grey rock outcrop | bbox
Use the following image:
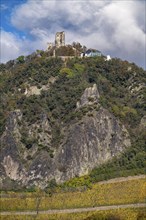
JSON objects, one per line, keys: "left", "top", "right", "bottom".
{"left": 76, "top": 84, "right": 100, "bottom": 108}
{"left": 24, "top": 76, "right": 57, "bottom": 96}
{"left": 0, "top": 84, "right": 131, "bottom": 188}
{"left": 57, "top": 108, "right": 131, "bottom": 182}
{"left": 140, "top": 115, "right": 146, "bottom": 130}
{"left": 0, "top": 110, "right": 26, "bottom": 184}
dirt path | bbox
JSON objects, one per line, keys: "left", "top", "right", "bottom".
{"left": 0, "top": 203, "right": 145, "bottom": 216}
{"left": 98, "top": 174, "right": 145, "bottom": 185}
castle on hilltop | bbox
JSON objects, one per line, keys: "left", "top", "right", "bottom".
{"left": 47, "top": 31, "right": 105, "bottom": 60}
{"left": 47, "top": 31, "right": 65, "bottom": 50}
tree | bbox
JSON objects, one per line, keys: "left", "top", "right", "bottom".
{"left": 16, "top": 55, "right": 25, "bottom": 64}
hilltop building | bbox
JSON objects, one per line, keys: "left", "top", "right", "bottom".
{"left": 82, "top": 49, "right": 101, "bottom": 57}
{"left": 47, "top": 31, "right": 65, "bottom": 51}
{"left": 47, "top": 32, "right": 104, "bottom": 60}
{"left": 105, "top": 55, "right": 111, "bottom": 61}
{"left": 55, "top": 31, "right": 65, "bottom": 48}
{"left": 47, "top": 42, "right": 54, "bottom": 50}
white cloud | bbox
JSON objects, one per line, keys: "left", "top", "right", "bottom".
{"left": 1, "top": 0, "right": 145, "bottom": 68}
{"left": 100, "top": 1, "right": 145, "bottom": 66}
{"left": 0, "top": 30, "right": 23, "bottom": 63}
{"left": 0, "top": 29, "right": 51, "bottom": 63}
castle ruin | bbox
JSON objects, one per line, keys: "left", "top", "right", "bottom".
{"left": 55, "top": 31, "right": 65, "bottom": 48}
{"left": 47, "top": 31, "right": 65, "bottom": 51}
{"left": 47, "top": 42, "right": 54, "bottom": 50}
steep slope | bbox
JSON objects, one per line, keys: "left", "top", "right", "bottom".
{"left": 57, "top": 84, "right": 131, "bottom": 182}
{"left": 0, "top": 55, "right": 145, "bottom": 189}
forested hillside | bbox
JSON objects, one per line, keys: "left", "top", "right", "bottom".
{"left": 0, "top": 52, "right": 145, "bottom": 189}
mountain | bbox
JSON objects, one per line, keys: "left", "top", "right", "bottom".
{"left": 0, "top": 52, "right": 145, "bottom": 190}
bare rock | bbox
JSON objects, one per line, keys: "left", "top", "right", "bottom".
{"left": 76, "top": 84, "right": 100, "bottom": 108}
{"left": 140, "top": 115, "right": 146, "bottom": 130}
{"left": 57, "top": 107, "right": 131, "bottom": 182}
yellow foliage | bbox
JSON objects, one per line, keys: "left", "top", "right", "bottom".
{"left": 0, "top": 179, "right": 145, "bottom": 212}
{"left": 59, "top": 67, "right": 74, "bottom": 77}
{"left": 0, "top": 208, "right": 145, "bottom": 220}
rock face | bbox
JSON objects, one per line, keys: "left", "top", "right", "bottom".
{"left": 24, "top": 76, "right": 57, "bottom": 96}
{"left": 0, "top": 84, "right": 131, "bottom": 188}
{"left": 57, "top": 108, "right": 130, "bottom": 182}
{"left": 76, "top": 84, "right": 100, "bottom": 108}
{"left": 140, "top": 115, "right": 146, "bottom": 130}
{"left": 0, "top": 111, "right": 27, "bottom": 186}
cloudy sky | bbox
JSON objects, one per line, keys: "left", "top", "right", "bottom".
{"left": 0, "top": 0, "right": 146, "bottom": 69}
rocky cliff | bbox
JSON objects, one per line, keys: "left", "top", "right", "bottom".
{"left": 0, "top": 84, "right": 131, "bottom": 188}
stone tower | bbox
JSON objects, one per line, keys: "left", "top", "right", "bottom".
{"left": 55, "top": 31, "right": 65, "bottom": 48}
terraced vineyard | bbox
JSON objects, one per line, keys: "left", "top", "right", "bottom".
{"left": 1, "top": 207, "right": 146, "bottom": 220}
{"left": 0, "top": 176, "right": 145, "bottom": 215}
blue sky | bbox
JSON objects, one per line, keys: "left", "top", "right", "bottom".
{"left": 0, "top": 0, "right": 146, "bottom": 69}
{"left": 1, "top": 0, "right": 26, "bottom": 35}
